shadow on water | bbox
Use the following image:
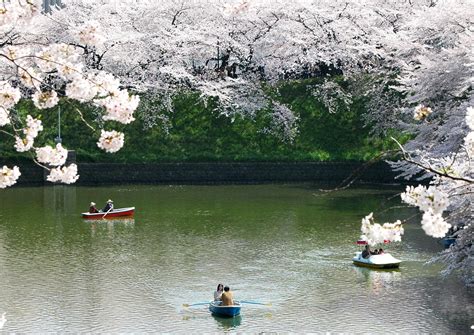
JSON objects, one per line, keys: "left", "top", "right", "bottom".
{"left": 212, "top": 314, "right": 242, "bottom": 330}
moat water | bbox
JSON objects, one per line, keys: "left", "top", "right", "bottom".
{"left": 0, "top": 184, "right": 472, "bottom": 333}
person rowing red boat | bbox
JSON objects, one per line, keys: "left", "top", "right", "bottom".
{"left": 89, "top": 202, "right": 99, "bottom": 213}
{"left": 102, "top": 199, "right": 114, "bottom": 212}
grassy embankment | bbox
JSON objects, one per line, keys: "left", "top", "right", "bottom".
{"left": 0, "top": 79, "right": 409, "bottom": 163}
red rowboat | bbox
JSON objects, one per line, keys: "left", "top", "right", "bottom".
{"left": 81, "top": 207, "right": 135, "bottom": 219}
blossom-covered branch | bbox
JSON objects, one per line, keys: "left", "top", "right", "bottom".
{"left": 0, "top": 0, "right": 140, "bottom": 187}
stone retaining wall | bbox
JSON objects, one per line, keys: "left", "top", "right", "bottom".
{"left": 11, "top": 161, "right": 402, "bottom": 185}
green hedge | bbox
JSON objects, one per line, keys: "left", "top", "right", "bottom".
{"left": 0, "top": 79, "right": 408, "bottom": 163}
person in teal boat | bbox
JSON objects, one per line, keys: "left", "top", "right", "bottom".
{"left": 221, "top": 286, "right": 234, "bottom": 306}
{"left": 214, "top": 283, "right": 224, "bottom": 301}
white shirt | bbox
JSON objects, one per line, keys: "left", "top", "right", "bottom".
{"left": 214, "top": 290, "right": 222, "bottom": 301}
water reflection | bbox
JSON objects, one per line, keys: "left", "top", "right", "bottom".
{"left": 84, "top": 218, "right": 135, "bottom": 225}
{"left": 353, "top": 266, "right": 401, "bottom": 294}
{"left": 42, "top": 185, "right": 77, "bottom": 244}
{"left": 43, "top": 185, "right": 77, "bottom": 215}
{"left": 87, "top": 218, "right": 135, "bottom": 236}
{"left": 212, "top": 314, "right": 242, "bottom": 330}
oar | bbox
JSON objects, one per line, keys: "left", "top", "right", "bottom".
{"left": 182, "top": 301, "right": 211, "bottom": 308}
{"left": 239, "top": 300, "right": 272, "bottom": 306}
{"left": 102, "top": 206, "right": 113, "bottom": 219}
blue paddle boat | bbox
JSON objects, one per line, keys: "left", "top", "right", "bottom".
{"left": 440, "top": 236, "right": 456, "bottom": 248}
{"left": 209, "top": 301, "right": 241, "bottom": 317}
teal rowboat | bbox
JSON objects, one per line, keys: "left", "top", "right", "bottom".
{"left": 209, "top": 301, "right": 241, "bottom": 317}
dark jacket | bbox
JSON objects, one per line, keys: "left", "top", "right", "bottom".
{"left": 102, "top": 203, "right": 113, "bottom": 212}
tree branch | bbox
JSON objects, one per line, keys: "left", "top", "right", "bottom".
{"left": 391, "top": 137, "right": 474, "bottom": 184}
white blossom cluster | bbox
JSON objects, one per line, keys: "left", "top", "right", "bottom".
{"left": 97, "top": 130, "right": 125, "bottom": 153}
{"left": 0, "top": 108, "right": 8, "bottom": 126}
{"left": 32, "top": 90, "right": 59, "bottom": 110}
{"left": 66, "top": 71, "right": 140, "bottom": 124}
{"left": 101, "top": 90, "right": 139, "bottom": 125}
{"left": 46, "top": 164, "right": 79, "bottom": 184}
{"left": 466, "top": 107, "right": 474, "bottom": 129}
{"left": 23, "top": 115, "right": 43, "bottom": 138}
{"left": 14, "top": 136, "right": 33, "bottom": 152}
{"left": 76, "top": 21, "right": 105, "bottom": 47}
{"left": 401, "top": 185, "right": 449, "bottom": 214}
{"left": 65, "top": 74, "right": 97, "bottom": 102}
{"left": 0, "top": 81, "right": 21, "bottom": 110}
{"left": 413, "top": 105, "right": 433, "bottom": 121}
{"left": 420, "top": 212, "right": 451, "bottom": 239}
{"left": 464, "top": 107, "right": 474, "bottom": 156}
{"left": 222, "top": 0, "right": 250, "bottom": 16}
{"left": 360, "top": 213, "right": 404, "bottom": 246}
{"left": 465, "top": 133, "right": 474, "bottom": 156}
{"left": 0, "top": 3, "right": 139, "bottom": 187}
{"left": 0, "top": 81, "right": 21, "bottom": 126}
{"left": 401, "top": 185, "right": 451, "bottom": 238}
{"left": 0, "top": 165, "right": 21, "bottom": 189}
{"left": 14, "top": 115, "right": 43, "bottom": 152}
{"left": 35, "top": 144, "right": 68, "bottom": 167}
{"left": 18, "top": 66, "right": 41, "bottom": 89}
{"left": 0, "top": 0, "right": 39, "bottom": 32}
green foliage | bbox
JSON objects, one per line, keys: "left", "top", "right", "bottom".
{"left": 0, "top": 79, "right": 409, "bottom": 163}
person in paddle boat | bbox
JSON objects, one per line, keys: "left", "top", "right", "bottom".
{"left": 102, "top": 199, "right": 114, "bottom": 212}
{"left": 214, "top": 283, "right": 224, "bottom": 301}
{"left": 89, "top": 202, "right": 99, "bottom": 213}
{"left": 221, "top": 286, "right": 234, "bottom": 306}
{"left": 362, "top": 244, "right": 372, "bottom": 258}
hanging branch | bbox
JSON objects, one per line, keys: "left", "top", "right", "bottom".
{"left": 318, "top": 149, "right": 399, "bottom": 193}
{"left": 391, "top": 137, "right": 474, "bottom": 184}
{"left": 75, "top": 108, "right": 96, "bottom": 132}
{"left": 0, "top": 129, "right": 14, "bottom": 137}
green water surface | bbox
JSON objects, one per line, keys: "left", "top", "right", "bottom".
{"left": 0, "top": 184, "right": 472, "bottom": 333}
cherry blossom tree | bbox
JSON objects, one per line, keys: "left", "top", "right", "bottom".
{"left": 0, "top": 0, "right": 139, "bottom": 187}
{"left": 42, "top": 0, "right": 414, "bottom": 135}
{"left": 387, "top": 1, "right": 472, "bottom": 286}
